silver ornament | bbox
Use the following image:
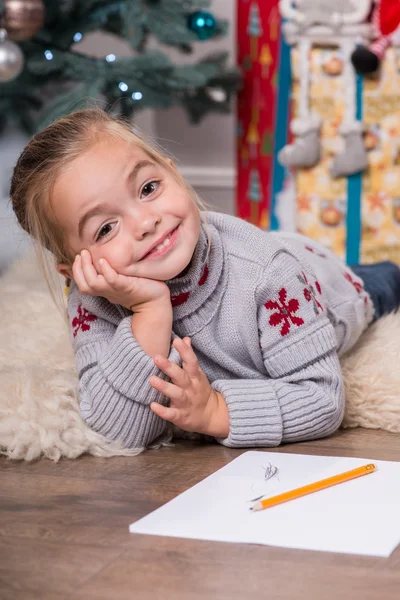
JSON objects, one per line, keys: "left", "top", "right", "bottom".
{"left": 0, "top": 28, "right": 24, "bottom": 82}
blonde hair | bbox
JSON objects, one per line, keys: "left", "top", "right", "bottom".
{"left": 10, "top": 107, "right": 210, "bottom": 315}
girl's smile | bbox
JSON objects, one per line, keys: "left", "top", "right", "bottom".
{"left": 140, "top": 223, "right": 180, "bottom": 261}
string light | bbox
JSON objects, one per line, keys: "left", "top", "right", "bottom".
{"left": 73, "top": 32, "right": 83, "bottom": 42}
{"left": 131, "top": 92, "right": 143, "bottom": 100}
{"left": 44, "top": 50, "right": 53, "bottom": 60}
{"left": 106, "top": 54, "right": 116, "bottom": 62}
{"left": 118, "top": 82, "right": 128, "bottom": 92}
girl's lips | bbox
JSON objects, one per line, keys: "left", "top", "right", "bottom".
{"left": 143, "top": 225, "right": 179, "bottom": 260}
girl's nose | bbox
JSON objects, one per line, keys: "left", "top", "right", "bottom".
{"left": 131, "top": 208, "right": 161, "bottom": 240}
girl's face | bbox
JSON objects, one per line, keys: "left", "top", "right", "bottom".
{"left": 52, "top": 134, "right": 201, "bottom": 282}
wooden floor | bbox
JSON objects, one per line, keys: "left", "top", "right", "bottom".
{"left": 1, "top": 428, "right": 400, "bottom": 600}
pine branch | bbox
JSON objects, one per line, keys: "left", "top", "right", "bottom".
{"left": 1, "top": 0, "right": 241, "bottom": 133}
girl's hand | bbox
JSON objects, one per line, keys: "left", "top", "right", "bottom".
{"left": 72, "top": 249, "right": 170, "bottom": 311}
{"left": 149, "top": 338, "right": 230, "bottom": 438}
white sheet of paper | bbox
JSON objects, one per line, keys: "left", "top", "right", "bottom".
{"left": 129, "top": 452, "right": 400, "bottom": 557}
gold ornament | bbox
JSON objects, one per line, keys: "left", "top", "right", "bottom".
{"left": 322, "top": 56, "right": 343, "bottom": 77}
{"left": 320, "top": 203, "right": 343, "bottom": 227}
{"left": 0, "top": 0, "right": 45, "bottom": 41}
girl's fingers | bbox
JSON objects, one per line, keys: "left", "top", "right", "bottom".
{"left": 80, "top": 249, "right": 102, "bottom": 288}
{"left": 150, "top": 376, "right": 187, "bottom": 405}
{"left": 98, "top": 258, "right": 118, "bottom": 286}
{"left": 99, "top": 258, "right": 132, "bottom": 292}
{"left": 154, "top": 355, "right": 189, "bottom": 388}
{"left": 150, "top": 402, "right": 180, "bottom": 424}
{"left": 72, "top": 254, "right": 91, "bottom": 293}
{"left": 73, "top": 251, "right": 130, "bottom": 297}
{"left": 173, "top": 338, "right": 199, "bottom": 376}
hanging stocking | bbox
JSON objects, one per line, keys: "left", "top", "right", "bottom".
{"left": 331, "top": 39, "right": 368, "bottom": 178}
{"left": 330, "top": 121, "right": 368, "bottom": 178}
{"left": 278, "top": 38, "right": 322, "bottom": 169}
{"left": 278, "top": 115, "right": 322, "bottom": 168}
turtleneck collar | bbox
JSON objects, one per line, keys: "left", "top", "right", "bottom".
{"left": 166, "top": 218, "right": 227, "bottom": 335}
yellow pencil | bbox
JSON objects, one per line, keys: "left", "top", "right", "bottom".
{"left": 251, "top": 463, "right": 376, "bottom": 512}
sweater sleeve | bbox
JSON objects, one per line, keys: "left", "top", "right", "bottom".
{"left": 68, "top": 284, "right": 181, "bottom": 448}
{"left": 211, "top": 251, "right": 344, "bottom": 448}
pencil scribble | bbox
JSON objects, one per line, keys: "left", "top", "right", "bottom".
{"left": 263, "top": 462, "right": 279, "bottom": 482}
{"left": 248, "top": 463, "right": 279, "bottom": 502}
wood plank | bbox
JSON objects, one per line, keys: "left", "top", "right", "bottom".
{"left": 74, "top": 536, "right": 400, "bottom": 600}
{"left": 0, "top": 536, "right": 123, "bottom": 600}
{"left": 1, "top": 428, "right": 400, "bottom": 599}
{"left": 0, "top": 473, "right": 180, "bottom": 546}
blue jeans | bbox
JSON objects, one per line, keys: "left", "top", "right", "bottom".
{"left": 351, "top": 261, "right": 400, "bottom": 322}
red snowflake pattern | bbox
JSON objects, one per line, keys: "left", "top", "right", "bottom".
{"left": 305, "top": 245, "right": 327, "bottom": 259}
{"left": 298, "top": 272, "right": 324, "bottom": 314}
{"left": 170, "top": 264, "right": 209, "bottom": 307}
{"left": 72, "top": 305, "right": 98, "bottom": 338}
{"left": 198, "top": 264, "right": 209, "bottom": 286}
{"left": 344, "top": 271, "right": 364, "bottom": 294}
{"left": 171, "top": 292, "right": 191, "bottom": 307}
{"left": 264, "top": 288, "right": 305, "bottom": 337}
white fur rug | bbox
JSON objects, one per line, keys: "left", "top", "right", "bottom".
{"left": 0, "top": 251, "right": 143, "bottom": 461}
{"left": 1, "top": 252, "right": 399, "bottom": 462}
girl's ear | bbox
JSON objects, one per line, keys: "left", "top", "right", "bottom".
{"left": 57, "top": 263, "right": 73, "bottom": 280}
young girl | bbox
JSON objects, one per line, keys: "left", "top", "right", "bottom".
{"left": 10, "top": 108, "right": 400, "bottom": 451}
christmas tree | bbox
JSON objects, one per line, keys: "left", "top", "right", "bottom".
{"left": 248, "top": 168, "right": 262, "bottom": 204}
{"left": 248, "top": 167, "right": 262, "bottom": 225}
{"left": 0, "top": 0, "right": 241, "bottom": 134}
{"left": 246, "top": 2, "right": 262, "bottom": 60}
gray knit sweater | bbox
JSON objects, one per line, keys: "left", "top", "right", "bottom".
{"left": 67, "top": 212, "right": 374, "bottom": 449}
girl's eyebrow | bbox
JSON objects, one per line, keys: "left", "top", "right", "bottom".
{"left": 77, "top": 160, "right": 156, "bottom": 238}
{"left": 127, "top": 159, "right": 156, "bottom": 186}
{"left": 78, "top": 202, "right": 113, "bottom": 239}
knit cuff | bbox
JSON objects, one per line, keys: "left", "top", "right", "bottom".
{"left": 261, "top": 319, "right": 338, "bottom": 378}
{"left": 211, "top": 379, "right": 283, "bottom": 448}
{"left": 97, "top": 317, "right": 182, "bottom": 404}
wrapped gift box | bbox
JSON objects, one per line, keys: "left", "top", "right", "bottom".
{"left": 272, "top": 44, "right": 400, "bottom": 264}
{"left": 237, "top": 2, "right": 400, "bottom": 264}
{"left": 236, "top": 0, "right": 290, "bottom": 229}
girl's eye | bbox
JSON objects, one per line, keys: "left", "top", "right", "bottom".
{"left": 141, "top": 180, "right": 160, "bottom": 198}
{"left": 96, "top": 222, "right": 116, "bottom": 241}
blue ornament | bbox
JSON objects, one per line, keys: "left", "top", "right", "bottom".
{"left": 188, "top": 10, "right": 217, "bottom": 41}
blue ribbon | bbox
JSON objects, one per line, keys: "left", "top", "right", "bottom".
{"left": 346, "top": 72, "right": 363, "bottom": 265}
{"left": 271, "top": 30, "right": 291, "bottom": 231}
